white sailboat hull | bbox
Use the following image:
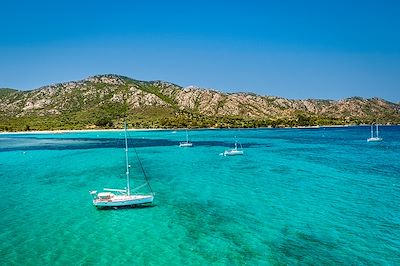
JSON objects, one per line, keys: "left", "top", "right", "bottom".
{"left": 367, "top": 137, "right": 383, "bottom": 142}
{"left": 179, "top": 142, "right": 193, "bottom": 147}
{"left": 93, "top": 194, "right": 154, "bottom": 207}
{"left": 224, "top": 149, "right": 244, "bottom": 156}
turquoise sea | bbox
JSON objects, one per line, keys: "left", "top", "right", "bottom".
{"left": 0, "top": 126, "right": 399, "bottom": 265}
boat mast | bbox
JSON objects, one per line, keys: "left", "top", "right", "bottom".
{"left": 124, "top": 122, "right": 131, "bottom": 196}
{"left": 186, "top": 130, "right": 189, "bottom": 143}
{"left": 371, "top": 124, "right": 373, "bottom": 138}
{"left": 234, "top": 136, "right": 238, "bottom": 150}
{"left": 376, "top": 124, "right": 379, "bottom": 138}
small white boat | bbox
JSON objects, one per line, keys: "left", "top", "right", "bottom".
{"left": 367, "top": 124, "right": 383, "bottom": 142}
{"left": 179, "top": 142, "right": 193, "bottom": 147}
{"left": 179, "top": 129, "right": 193, "bottom": 147}
{"left": 90, "top": 123, "right": 154, "bottom": 208}
{"left": 223, "top": 138, "right": 244, "bottom": 156}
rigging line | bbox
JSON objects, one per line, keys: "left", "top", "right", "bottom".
{"left": 131, "top": 182, "right": 148, "bottom": 192}
{"left": 236, "top": 137, "right": 250, "bottom": 162}
{"left": 127, "top": 130, "right": 154, "bottom": 193}
{"left": 243, "top": 150, "right": 250, "bottom": 162}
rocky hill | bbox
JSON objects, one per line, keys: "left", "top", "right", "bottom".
{"left": 1, "top": 74, "right": 399, "bottom": 131}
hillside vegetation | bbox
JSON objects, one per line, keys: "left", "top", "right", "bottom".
{"left": 1, "top": 74, "right": 399, "bottom": 131}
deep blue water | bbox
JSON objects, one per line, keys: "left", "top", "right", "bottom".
{"left": 0, "top": 126, "right": 399, "bottom": 265}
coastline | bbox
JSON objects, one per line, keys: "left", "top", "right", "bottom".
{"left": 0, "top": 128, "right": 169, "bottom": 135}
{"left": 0, "top": 124, "right": 385, "bottom": 135}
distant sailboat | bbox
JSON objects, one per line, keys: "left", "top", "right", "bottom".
{"left": 223, "top": 137, "right": 244, "bottom": 156}
{"left": 89, "top": 123, "right": 154, "bottom": 208}
{"left": 367, "top": 124, "right": 383, "bottom": 142}
{"left": 179, "top": 129, "right": 193, "bottom": 147}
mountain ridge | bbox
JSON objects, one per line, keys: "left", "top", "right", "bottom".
{"left": 1, "top": 74, "right": 399, "bottom": 131}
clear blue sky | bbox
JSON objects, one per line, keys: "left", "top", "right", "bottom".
{"left": 1, "top": 0, "right": 399, "bottom": 102}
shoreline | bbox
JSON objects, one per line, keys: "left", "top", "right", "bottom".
{"left": 0, "top": 128, "right": 169, "bottom": 135}
{"left": 1, "top": 124, "right": 395, "bottom": 135}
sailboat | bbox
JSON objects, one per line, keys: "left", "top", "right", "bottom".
{"left": 179, "top": 129, "right": 193, "bottom": 147}
{"left": 367, "top": 124, "right": 383, "bottom": 142}
{"left": 223, "top": 137, "right": 244, "bottom": 156}
{"left": 89, "top": 123, "right": 154, "bottom": 208}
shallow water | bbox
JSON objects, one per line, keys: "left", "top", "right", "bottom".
{"left": 0, "top": 126, "right": 399, "bottom": 265}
